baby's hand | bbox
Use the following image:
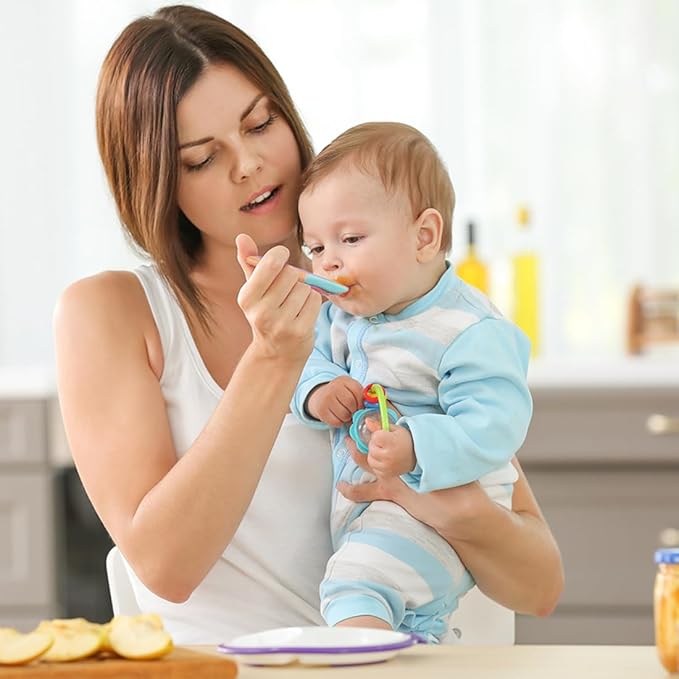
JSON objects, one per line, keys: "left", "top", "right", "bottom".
{"left": 365, "top": 418, "right": 416, "bottom": 479}
{"left": 306, "top": 376, "right": 364, "bottom": 427}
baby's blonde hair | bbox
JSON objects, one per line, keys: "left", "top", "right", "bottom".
{"left": 301, "top": 122, "right": 455, "bottom": 252}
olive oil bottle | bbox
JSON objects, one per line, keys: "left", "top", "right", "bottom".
{"left": 456, "top": 221, "right": 489, "bottom": 294}
{"left": 512, "top": 206, "right": 539, "bottom": 355}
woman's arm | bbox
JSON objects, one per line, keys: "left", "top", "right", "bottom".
{"left": 338, "top": 451, "right": 563, "bottom": 616}
{"left": 437, "top": 458, "right": 563, "bottom": 616}
{"left": 55, "top": 241, "right": 320, "bottom": 603}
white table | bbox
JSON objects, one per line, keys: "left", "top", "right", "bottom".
{"left": 192, "top": 644, "right": 668, "bottom": 678}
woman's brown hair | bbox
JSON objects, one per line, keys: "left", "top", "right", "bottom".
{"left": 96, "top": 4, "right": 314, "bottom": 330}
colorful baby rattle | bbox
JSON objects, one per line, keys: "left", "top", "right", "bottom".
{"left": 349, "top": 383, "right": 400, "bottom": 454}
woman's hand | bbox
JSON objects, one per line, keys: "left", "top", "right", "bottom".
{"left": 236, "top": 234, "right": 321, "bottom": 364}
{"left": 338, "top": 438, "right": 564, "bottom": 616}
{"left": 338, "top": 436, "right": 483, "bottom": 536}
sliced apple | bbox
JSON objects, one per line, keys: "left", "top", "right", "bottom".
{"left": 98, "top": 621, "right": 114, "bottom": 653}
{"left": 35, "top": 618, "right": 105, "bottom": 662}
{"left": 0, "top": 628, "right": 54, "bottom": 666}
{"left": 107, "top": 614, "right": 173, "bottom": 660}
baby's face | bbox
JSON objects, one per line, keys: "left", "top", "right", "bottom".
{"left": 299, "top": 164, "right": 423, "bottom": 317}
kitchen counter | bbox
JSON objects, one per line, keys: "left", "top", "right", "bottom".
{"left": 0, "top": 355, "right": 674, "bottom": 470}
{"left": 0, "top": 364, "right": 56, "bottom": 399}
{"left": 191, "top": 643, "right": 666, "bottom": 678}
{"left": 528, "top": 355, "right": 679, "bottom": 389}
{"left": 1, "top": 355, "right": 679, "bottom": 400}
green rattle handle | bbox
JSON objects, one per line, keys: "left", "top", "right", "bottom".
{"left": 365, "top": 383, "right": 390, "bottom": 431}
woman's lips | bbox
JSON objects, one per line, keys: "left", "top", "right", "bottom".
{"left": 240, "top": 185, "right": 282, "bottom": 214}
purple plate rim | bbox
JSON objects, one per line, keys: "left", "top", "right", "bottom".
{"left": 217, "top": 632, "right": 426, "bottom": 656}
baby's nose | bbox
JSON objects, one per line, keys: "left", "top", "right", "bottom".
{"left": 321, "top": 254, "right": 341, "bottom": 271}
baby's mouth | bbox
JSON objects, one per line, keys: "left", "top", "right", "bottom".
{"left": 331, "top": 275, "right": 356, "bottom": 298}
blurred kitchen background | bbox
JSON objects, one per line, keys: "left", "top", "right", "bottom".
{"left": 1, "top": 0, "right": 677, "bottom": 644}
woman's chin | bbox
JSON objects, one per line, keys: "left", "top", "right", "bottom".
{"left": 251, "top": 226, "right": 298, "bottom": 252}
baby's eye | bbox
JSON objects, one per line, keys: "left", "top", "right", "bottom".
{"left": 342, "top": 235, "right": 363, "bottom": 245}
{"left": 304, "top": 244, "right": 324, "bottom": 256}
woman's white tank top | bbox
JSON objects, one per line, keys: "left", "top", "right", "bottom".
{"left": 128, "top": 264, "right": 333, "bottom": 644}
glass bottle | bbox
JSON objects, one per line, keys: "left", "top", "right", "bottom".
{"left": 512, "top": 205, "right": 540, "bottom": 356}
{"left": 456, "top": 220, "right": 489, "bottom": 294}
{"left": 654, "top": 548, "right": 679, "bottom": 673}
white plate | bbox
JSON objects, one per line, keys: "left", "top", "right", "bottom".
{"left": 218, "top": 626, "right": 425, "bottom": 666}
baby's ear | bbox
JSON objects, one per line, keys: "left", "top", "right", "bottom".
{"left": 414, "top": 208, "right": 444, "bottom": 262}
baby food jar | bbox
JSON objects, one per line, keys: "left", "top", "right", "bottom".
{"left": 654, "top": 548, "right": 679, "bottom": 673}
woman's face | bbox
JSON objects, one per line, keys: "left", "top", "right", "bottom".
{"left": 176, "top": 62, "right": 302, "bottom": 253}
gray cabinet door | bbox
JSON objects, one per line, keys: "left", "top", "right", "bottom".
{"left": 517, "top": 467, "right": 679, "bottom": 644}
{"left": 521, "top": 387, "right": 679, "bottom": 464}
{"left": 0, "top": 472, "right": 54, "bottom": 606}
{"left": 0, "top": 400, "right": 47, "bottom": 465}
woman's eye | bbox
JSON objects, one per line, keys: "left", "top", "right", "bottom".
{"left": 186, "top": 155, "right": 214, "bottom": 173}
{"left": 250, "top": 113, "right": 278, "bottom": 134}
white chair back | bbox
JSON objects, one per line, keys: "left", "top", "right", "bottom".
{"left": 105, "top": 547, "right": 514, "bottom": 643}
{"left": 447, "top": 586, "right": 515, "bottom": 645}
{"left": 106, "top": 546, "right": 141, "bottom": 616}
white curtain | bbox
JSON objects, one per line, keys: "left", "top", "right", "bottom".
{"left": 234, "top": 0, "right": 679, "bottom": 356}
{"left": 430, "top": 0, "right": 679, "bottom": 356}
{"left": 1, "top": 0, "right": 676, "bottom": 365}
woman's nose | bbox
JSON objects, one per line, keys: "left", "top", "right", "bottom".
{"left": 232, "top": 143, "right": 262, "bottom": 182}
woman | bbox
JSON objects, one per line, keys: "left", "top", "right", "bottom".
{"left": 54, "top": 5, "right": 563, "bottom": 643}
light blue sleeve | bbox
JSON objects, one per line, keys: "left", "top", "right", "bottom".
{"left": 399, "top": 318, "right": 532, "bottom": 492}
{"left": 290, "top": 302, "right": 348, "bottom": 429}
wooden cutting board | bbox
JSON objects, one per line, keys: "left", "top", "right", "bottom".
{"left": 0, "top": 647, "right": 238, "bottom": 678}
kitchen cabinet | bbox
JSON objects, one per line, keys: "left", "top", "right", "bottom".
{"left": 0, "top": 398, "right": 58, "bottom": 630}
{"left": 1, "top": 360, "right": 677, "bottom": 642}
{"left": 516, "top": 382, "right": 679, "bottom": 645}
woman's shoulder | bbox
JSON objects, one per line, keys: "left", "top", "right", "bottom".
{"left": 55, "top": 269, "right": 165, "bottom": 381}
{"left": 55, "top": 270, "right": 149, "bottom": 328}
{"left": 54, "top": 270, "right": 163, "bottom": 369}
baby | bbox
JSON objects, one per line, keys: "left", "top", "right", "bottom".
{"left": 291, "top": 122, "right": 532, "bottom": 642}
